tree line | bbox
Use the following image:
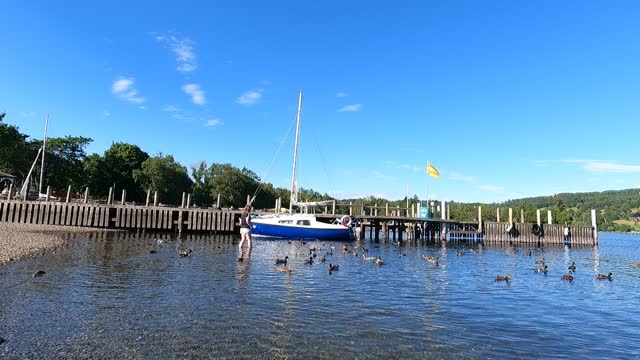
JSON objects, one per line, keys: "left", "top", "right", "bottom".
{"left": 0, "top": 113, "right": 332, "bottom": 209}
{"left": 2, "top": 113, "right": 638, "bottom": 230}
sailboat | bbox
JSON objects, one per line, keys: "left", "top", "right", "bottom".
{"left": 250, "top": 90, "right": 354, "bottom": 241}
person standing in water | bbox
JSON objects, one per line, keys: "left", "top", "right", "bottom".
{"left": 239, "top": 205, "right": 253, "bottom": 254}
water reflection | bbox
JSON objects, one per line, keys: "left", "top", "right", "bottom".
{"left": 1, "top": 232, "right": 640, "bottom": 358}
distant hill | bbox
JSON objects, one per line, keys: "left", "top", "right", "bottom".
{"left": 447, "top": 188, "right": 640, "bottom": 232}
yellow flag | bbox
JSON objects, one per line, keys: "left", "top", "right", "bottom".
{"left": 426, "top": 162, "right": 440, "bottom": 179}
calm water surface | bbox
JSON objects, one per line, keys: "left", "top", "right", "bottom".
{"left": 1, "top": 231, "right": 640, "bottom": 359}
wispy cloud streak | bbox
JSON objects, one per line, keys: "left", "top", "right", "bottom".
{"left": 337, "top": 104, "right": 362, "bottom": 112}
{"left": 112, "top": 77, "right": 144, "bottom": 104}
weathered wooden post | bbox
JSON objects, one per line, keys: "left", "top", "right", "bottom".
{"left": 324, "top": 205, "right": 328, "bottom": 214}
{"left": 246, "top": 194, "right": 250, "bottom": 206}
{"left": 66, "top": 185, "right": 72, "bottom": 203}
{"left": 186, "top": 193, "right": 191, "bottom": 209}
{"left": 496, "top": 207, "right": 500, "bottom": 222}
{"left": 84, "top": 187, "right": 89, "bottom": 203}
{"left": 508, "top": 208, "right": 513, "bottom": 225}
{"left": 396, "top": 205, "right": 400, "bottom": 217}
{"left": 107, "top": 187, "right": 113, "bottom": 205}
{"left": 447, "top": 203, "right": 450, "bottom": 220}
{"left": 536, "top": 209, "right": 541, "bottom": 225}
{"left": 7, "top": 183, "right": 13, "bottom": 200}
{"left": 591, "top": 209, "right": 598, "bottom": 245}
{"left": 332, "top": 200, "right": 336, "bottom": 215}
{"left": 478, "top": 206, "right": 483, "bottom": 233}
{"left": 349, "top": 202, "right": 353, "bottom": 216}
{"left": 520, "top": 209, "right": 524, "bottom": 223}
{"left": 121, "top": 189, "right": 126, "bottom": 205}
{"left": 217, "top": 194, "right": 221, "bottom": 208}
{"left": 385, "top": 203, "right": 389, "bottom": 216}
{"left": 145, "top": 190, "right": 151, "bottom": 206}
{"left": 46, "top": 186, "right": 51, "bottom": 202}
{"left": 547, "top": 210, "right": 552, "bottom": 224}
{"left": 153, "top": 191, "right": 158, "bottom": 207}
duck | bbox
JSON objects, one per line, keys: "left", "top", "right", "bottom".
{"left": 363, "top": 255, "right": 376, "bottom": 261}
{"left": 304, "top": 256, "right": 314, "bottom": 265}
{"left": 568, "top": 262, "right": 576, "bottom": 271}
{"left": 596, "top": 272, "right": 613, "bottom": 280}
{"left": 374, "top": 257, "right": 384, "bottom": 266}
{"left": 149, "top": 250, "right": 158, "bottom": 254}
{"left": 275, "top": 256, "right": 289, "bottom": 265}
{"left": 630, "top": 263, "right": 640, "bottom": 268}
{"left": 276, "top": 265, "right": 293, "bottom": 273}
{"left": 32, "top": 270, "right": 46, "bottom": 277}
{"left": 320, "top": 255, "right": 327, "bottom": 263}
{"left": 535, "top": 258, "right": 546, "bottom": 265}
{"left": 561, "top": 271, "right": 574, "bottom": 281}
{"left": 328, "top": 263, "right": 339, "bottom": 272}
{"left": 178, "top": 249, "right": 192, "bottom": 257}
{"left": 456, "top": 250, "right": 466, "bottom": 256}
{"left": 495, "top": 274, "right": 511, "bottom": 282}
{"left": 352, "top": 251, "right": 359, "bottom": 257}
{"left": 534, "top": 265, "right": 548, "bottom": 274}
{"left": 523, "top": 250, "right": 532, "bottom": 257}
{"left": 326, "top": 250, "right": 333, "bottom": 256}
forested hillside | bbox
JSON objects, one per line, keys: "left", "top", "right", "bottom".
{"left": 447, "top": 189, "right": 640, "bottom": 232}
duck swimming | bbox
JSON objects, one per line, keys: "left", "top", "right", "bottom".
{"left": 374, "top": 257, "right": 384, "bottom": 266}
{"left": 534, "top": 265, "right": 548, "bottom": 274}
{"left": 568, "top": 262, "right": 576, "bottom": 271}
{"left": 495, "top": 274, "right": 511, "bottom": 282}
{"left": 32, "top": 270, "right": 46, "bottom": 277}
{"left": 275, "top": 256, "right": 289, "bottom": 265}
{"left": 561, "top": 271, "right": 574, "bottom": 281}
{"left": 596, "top": 272, "right": 613, "bottom": 280}
{"left": 179, "top": 249, "right": 192, "bottom": 257}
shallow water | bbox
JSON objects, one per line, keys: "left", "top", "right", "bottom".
{"left": 1, "top": 231, "right": 640, "bottom": 359}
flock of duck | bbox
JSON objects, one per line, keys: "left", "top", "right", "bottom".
{"left": 272, "top": 241, "right": 384, "bottom": 274}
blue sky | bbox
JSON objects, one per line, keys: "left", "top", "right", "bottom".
{"left": 2, "top": 1, "right": 640, "bottom": 203}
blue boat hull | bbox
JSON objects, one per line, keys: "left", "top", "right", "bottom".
{"left": 252, "top": 222, "right": 353, "bottom": 241}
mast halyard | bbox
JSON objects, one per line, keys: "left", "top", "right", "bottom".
{"left": 289, "top": 89, "right": 303, "bottom": 213}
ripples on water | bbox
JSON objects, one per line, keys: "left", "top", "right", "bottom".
{"left": 1, "top": 232, "right": 640, "bottom": 359}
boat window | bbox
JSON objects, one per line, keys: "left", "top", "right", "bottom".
{"left": 297, "top": 220, "right": 311, "bottom": 226}
{"left": 278, "top": 220, "right": 293, "bottom": 224}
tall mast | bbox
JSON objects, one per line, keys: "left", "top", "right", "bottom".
{"left": 290, "top": 89, "right": 303, "bottom": 213}
{"left": 39, "top": 114, "right": 49, "bottom": 195}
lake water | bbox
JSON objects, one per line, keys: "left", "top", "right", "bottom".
{"left": 1, "top": 231, "right": 640, "bottom": 359}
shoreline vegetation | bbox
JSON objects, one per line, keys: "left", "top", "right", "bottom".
{"left": 2, "top": 113, "right": 640, "bottom": 232}
{"left": 0, "top": 223, "right": 119, "bottom": 266}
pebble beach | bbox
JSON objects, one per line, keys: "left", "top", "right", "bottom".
{"left": 0, "top": 223, "right": 112, "bottom": 266}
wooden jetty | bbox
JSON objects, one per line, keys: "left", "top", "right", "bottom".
{"left": 0, "top": 190, "right": 599, "bottom": 246}
{"left": 0, "top": 200, "right": 238, "bottom": 233}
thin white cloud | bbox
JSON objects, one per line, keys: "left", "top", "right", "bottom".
{"left": 102, "top": 110, "right": 111, "bottom": 117}
{"left": 336, "top": 92, "right": 348, "bottom": 98}
{"left": 478, "top": 184, "right": 504, "bottom": 192}
{"left": 163, "top": 105, "right": 179, "bottom": 112}
{"left": 182, "top": 84, "right": 206, "bottom": 105}
{"left": 155, "top": 35, "right": 197, "bottom": 73}
{"left": 205, "top": 119, "right": 223, "bottom": 127}
{"left": 582, "top": 161, "right": 640, "bottom": 173}
{"left": 112, "top": 77, "right": 144, "bottom": 104}
{"left": 449, "top": 172, "right": 475, "bottom": 182}
{"left": 21, "top": 111, "right": 36, "bottom": 118}
{"left": 373, "top": 171, "right": 396, "bottom": 182}
{"left": 538, "top": 159, "right": 640, "bottom": 173}
{"left": 236, "top": 90, "right": 262, "bottom": 105}
{"left": 337, "top": 104, "right": 362, "bottom": 112}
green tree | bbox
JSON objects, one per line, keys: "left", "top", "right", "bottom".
{"left": 133, "top": 154, "right": 192, "bottom": 205}
{"left": 42, "top": 136, "right": 92, "bottom": 191}
{"left": 0, "top": 114, "right": 39, "bottom": 180}
{"left": 102, "top": 143, "right": 149, "bottom": 202}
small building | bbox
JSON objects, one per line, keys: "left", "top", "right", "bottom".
{"left": 0, "top": 171, "right": 17, "bottom": 192}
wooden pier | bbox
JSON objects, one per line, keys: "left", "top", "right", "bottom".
{"left": 0, "top": 200, "right": 239, "bottom": 233}
{"left": 0, "top": 197, "right": 599, "bottom": 246}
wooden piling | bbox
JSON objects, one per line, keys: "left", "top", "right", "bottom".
{"left": 145, "top": 190, "right": 150, "bottom": 206}
{"left": 107, "top": 187, "right": 113, "bottom": 205}
{"left": 46, "top": 186, "right": 51, "bottom": 202}
{"left": 121, "top": 189, "right": 126, "bottom": 205}
{"left": 66, "top": 185, "right": 72, "bottom": 203}
{"left": 153, "top": 191, "right": 158, "bottom": 207}
{"left": 547, "top": 210, "right": 552, "bottom": 224}
{"left": 84, "top": 187, "right": 89, "bottom": 203}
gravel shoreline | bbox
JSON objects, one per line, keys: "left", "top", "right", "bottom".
{"left": 0, "top": 223, "right": 115, "bottom": 266}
